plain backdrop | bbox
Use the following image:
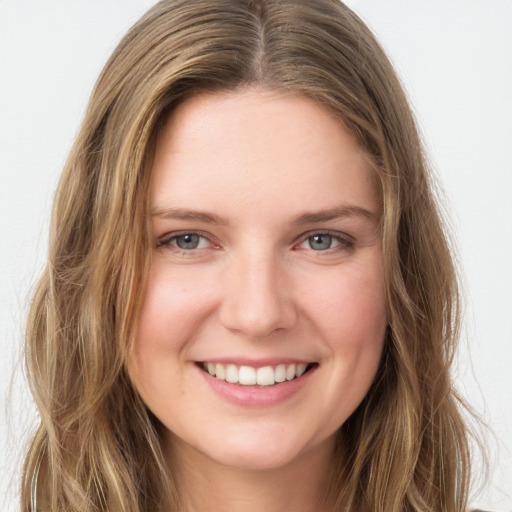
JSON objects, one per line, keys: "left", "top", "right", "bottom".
{"left": 1, "top": 1, "right": 511, "bottom": 510}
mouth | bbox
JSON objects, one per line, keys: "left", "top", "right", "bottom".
{"left": 197, "top": 361, "right": 318, "bottom": 387}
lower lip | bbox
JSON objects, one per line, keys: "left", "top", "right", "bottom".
{"left": 198, "top": 365, "right": 317, "bottom": 407}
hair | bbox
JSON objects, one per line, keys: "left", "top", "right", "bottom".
{"left": 21, "top": 0, "right": 474, "bottom": 510}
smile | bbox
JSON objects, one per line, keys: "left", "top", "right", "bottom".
{"left": 199, "top": 362, "right": 317, "bottom": 387}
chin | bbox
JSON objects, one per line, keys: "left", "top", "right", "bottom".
{"left": 206, "top": 445, "right": 307, "bottom": 472}
{"left": 174, "top": 424, "right": 335, "bottom": 473}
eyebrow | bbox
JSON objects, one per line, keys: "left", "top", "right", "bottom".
{"left": 150, "top": 204, "right": 375, "bottom": 225}
{"left": 150, "top": 207, "right": 229, "bottom": 225}
{"left": 291, "top": 204, "right": 376, "bottom": 225}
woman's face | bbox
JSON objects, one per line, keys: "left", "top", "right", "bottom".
{"left": 128, "top": 89, "right": 387, "bottom": 472}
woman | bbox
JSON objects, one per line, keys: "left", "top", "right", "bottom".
{"left": 21, "top": 1, "right": 477, "bottom": 510}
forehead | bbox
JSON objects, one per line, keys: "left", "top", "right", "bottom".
{"left": 150, "top": 88, "right": 379, "bottom": 221}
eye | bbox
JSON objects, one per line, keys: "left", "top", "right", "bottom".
{"left": 157, "top": 232, "right": 212, "bottom": 251}
{"left": 297, "top": 231, "right": 354, "bottom": 252}
{"left": 306, "top": 233, "right": 336, "bottom": 251}
{"left": 173, "top": 233, "right": 206, "bottom": 250}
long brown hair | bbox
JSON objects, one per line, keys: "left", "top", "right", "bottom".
{"left": 22, "top": 1, "right": 473, "bottom": 510}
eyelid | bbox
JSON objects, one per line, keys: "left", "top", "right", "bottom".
{"left": 294, "top": 230, "right": 355, "bottom": 250}
{"left": 155, "top": 229, "right": 355, "bottom": 253}
{"left": 156, "top": 230, "right": 219, "bottom": 250}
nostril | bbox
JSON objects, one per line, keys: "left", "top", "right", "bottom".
{"left": 219, "top": 296, "right": 298, "bottom": 338}
{"left": 218, "top": 262, "right": 297, "bottom": 337}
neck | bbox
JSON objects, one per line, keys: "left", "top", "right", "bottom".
{"left": 165, "top": 435, "right": 336, "bottom": 512}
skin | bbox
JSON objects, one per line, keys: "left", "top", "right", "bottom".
{"left": 128, "top": 88, "right": 387, "bottom": 512}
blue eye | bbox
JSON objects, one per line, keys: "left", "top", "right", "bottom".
{"left": 174, "top": 233, "right": 202, "bottom": 250}
{"left": 157, "top": 232, "right": 211, "bottom": 251}
{"left": 297, "top": 232, "right": 353, "bottom": 253}
{"left": 307, "top": 234, "right": 335, "bottom": 251}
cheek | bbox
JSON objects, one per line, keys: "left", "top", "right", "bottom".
{"left": 135, "top": 262, "right": 216, "bottom": 350}
{"left": 302, "top": 262, "right": 387, "bottom": 344}
{"left": 314, "top": 267, "right": 386, "bottom": 399}
{"left": 280, "top": 259, "right": 387, "bottom": 439}
{"left": 127, "top": 263, "right": 213, "bottom": 397}
{"left": 299, "top": 257, "right": 387, "bottom": 399}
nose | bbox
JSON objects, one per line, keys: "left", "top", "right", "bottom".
{"left": 219, "top": 250, "right": 297, "bottom": 338}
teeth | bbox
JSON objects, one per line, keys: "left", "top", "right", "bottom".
{"left": 239, "top": 366, "right": 256, "bottom": 385}
{"left": 215, "top": 363, "right": 226, "bottom": 380}
{"left": 296, "top": 363, "right": 307, "bottom": 377}
{"left": 274, "top": 364, "right": 286, "bottom": 383}
{"left": 225, "top": 364, "right": 238, "bottom": 383}
{"left": 256, "top": 366, "right": 275, "bottom": 386}
{"left": 202, "top": 362, "right": 312, "bottom": 386}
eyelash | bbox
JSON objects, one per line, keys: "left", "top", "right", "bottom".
{"left": 156, "top": 231, "right": 216, "bottom": 253}
{"left": 156, "top": 230, "right": 355, "bottom": 254}
{"left": 297, "top": 230, "right": 355, "bottom": 252}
